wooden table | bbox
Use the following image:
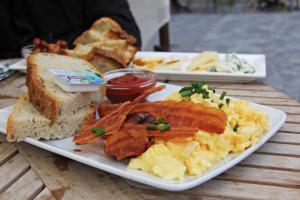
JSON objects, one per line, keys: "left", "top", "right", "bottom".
{"left": 1, "top": 72, "right": 300, "bottom": 200}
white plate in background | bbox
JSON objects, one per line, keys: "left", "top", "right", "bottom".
{"left": 0, "top": 83, "right": 285, "bottom": 191}
{"left": 132, "top": 51, "right": 266, "bottom": 83}
{"left": 9, "top": 59, "right": 26, "bottom": 73}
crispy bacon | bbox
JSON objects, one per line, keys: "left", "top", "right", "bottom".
{"left": 99, "top": 101, "right": 227, "bottom": 134}
{"left": 74, "top": 84, "right": 228, "bottom": 160}
{"left": 104, "top": 125, "right": 198, "bottom": 160}
{"left": 104, "top": 124, "right": 150, "bottom": 160}
{"left": 73, "top": 86, "right": 166, "bottom": 144}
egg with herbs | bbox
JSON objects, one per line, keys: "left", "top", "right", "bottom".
{"left": 128, "top": 83, "right": 269, "bottom": 180}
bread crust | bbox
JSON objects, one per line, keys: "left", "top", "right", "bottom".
{"left": 6, "top": 109, "right": 15, "bottom": 142}
{"left": 80, "top": 104, "right": 97, "bottom": 130}
{"left": 74, "top": 17, "right": 136, "bottom": 46}
{"left": 26, "top": 54, "right": 61, "bottom": 122}
{"left": 6, "top": 93, "right": 96, "bottom": 142}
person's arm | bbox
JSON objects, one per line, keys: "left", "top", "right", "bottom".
{"left": 0, "top": 0, "right": 20, "bottom": 58}
{"left": 83, "top": 0, "right": 141, "bottom": 48}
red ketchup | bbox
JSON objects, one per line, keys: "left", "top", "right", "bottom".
{"left": 106, "top": 74, "right": 156, "bottom": 103}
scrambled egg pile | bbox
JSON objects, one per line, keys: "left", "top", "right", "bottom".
{"left": 128, "top": 85, "right": 269, "bottom": 180}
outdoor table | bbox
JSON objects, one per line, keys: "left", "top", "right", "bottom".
{"left": 0, "top": 70, "right": 300, "bottom": 200}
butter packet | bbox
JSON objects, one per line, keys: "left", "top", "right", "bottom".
{"left": 50, "top": 69, "right": 104, "bottom": 92}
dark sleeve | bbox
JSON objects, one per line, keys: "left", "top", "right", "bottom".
{"left": 0, "top": 0, "right": 20, "bottom": 58}
{"left": 83, "top": 0, "right": 141, "bottom": 48}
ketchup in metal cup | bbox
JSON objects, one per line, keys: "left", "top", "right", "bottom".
{"left": 104, "top": 69, "right": 156, "bottom": 103}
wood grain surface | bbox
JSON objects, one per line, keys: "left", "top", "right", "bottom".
{"left": 0, "top": 72, "right": 299, "bottom": 200}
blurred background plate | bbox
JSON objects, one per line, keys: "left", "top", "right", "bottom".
{"left": 132, "top": 51, "right": 266, "bottom": 83}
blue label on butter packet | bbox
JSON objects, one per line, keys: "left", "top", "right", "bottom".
{"left": 50, "top": 69, "right": 104, "bottom": 85}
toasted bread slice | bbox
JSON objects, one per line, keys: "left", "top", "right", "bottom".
{"left": 6, "top": 93, "right": 96, "bottom": 142}
{"left": 65, "top": 40, "right": 137, "bottom": 73}
{"left": 26, "top": 53, "right": 103, "bottom": 122}
{"left": 74, "top": 17, "right": 136, "bottom": 45}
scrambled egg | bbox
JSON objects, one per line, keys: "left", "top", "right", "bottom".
{"left": 128, "top": 86, "right": 269, "bottom": 180}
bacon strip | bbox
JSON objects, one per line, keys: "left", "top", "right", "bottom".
{"left": 73, "top": 86, "right": 166, "bottom": 144}
{"left": 99, "top": 100, "right": 227, "bottom": 134}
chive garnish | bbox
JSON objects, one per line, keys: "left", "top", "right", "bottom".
{"left": 226, "top": 98, "right": 230, "bottom": 105}
{"left": 91, "top": 127, "right": 105, "bottom": 136}
{"left": 147, "top": 124, "right": 157, "bottom": 130}
{"left": 179, "top": 86, "right": 193, "bottom": 92}
{"left": 233, "top": 124, "right": 239, "bottom": 132}
{"left": 220, "top": 91, "right": 227, "bottom": 100}
{"left": 179, "top": 82, "right": 216, "bottom": 98}
{"left": 160, "top": 123, "right": 170, "bottom": 132}
{"left": 218, "top": 103, "right": 224, "bottom": 109}
{"left": 154, "top": 118, "right": 168, "bottom": 125}
{"left": 180, "top": 90, "right": 193, "bottom": 97}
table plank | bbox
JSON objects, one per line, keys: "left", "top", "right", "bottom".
{"left": 215, "top": 89, "right": 290, "bottom": 99}
{"left": 233, "top": 96, "right": 300, "bottom": 106}
{"left": 287, "top": 115, "right": 300, "bottom": 123}
{"left": 269, "top": 132, "right": 300, "bottom": 144}
{"left": 0, "top": 141, "right": 18, "bottom": 166}
{"left": 0, "top": 154, "right": 30, "bottom": 193}
{"left": 16, "top": 143, "right": 144, "bottom": 200}
{"left": 0, "top": 169, "right": 44, "bottom": 200}
{"left": 209, "top": 82, "right": 277, "bottom": 92}
{"left": 241, "top": 154, "right": 300, "bottom": 171}
{"left": 218, "top": 166, "right": 300, "bottom": 188}
{"left": 127, "top": 179, "right": 300, "bottom": 200}
{"left": 280, "top": 123, "right": 300, "bottom": 133}
{"left": 34, "top": 188, "right": 56, "bottom": 200}
{"left": 257, "top": 143, "right": 300, "bottom": 157}
{"left": 169, "top": 81, "right": 275, "bottom": 91}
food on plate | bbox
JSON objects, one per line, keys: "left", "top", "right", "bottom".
{"left": 187, "top": 51, "right": 255, "bottom": 73}
{"left": 98, "top": 100, "right": 227, "bottom": 134}
{"left": 104, "top": 69, "right": 157, "bottom": 103}
{"left": 129, "top": 83, "right": 268, "bottom": 179}
{"left": 65, "top": 17, "right": 137, "bottom": 73}
{"left": 26, "top": 53, "right": 103, "bottom": 122}
{"left": 187, "top": 51, "right": 219, "bottom": 72}
{"left": 65, "top": 40, "right": 137, "bottom": 73}
{"left": 133, "top": 56, "right": 184, "bottom": 71}
{"left": 73, "top": 17, "right": 136, "bottom": 46}
{"left": 6, "top": 93, "right": 96, "bottom": 142}
{"left": 33, "top": 38, "right": 68, "bottom": 55}
{"left": 7, "top": 53, "right": 103, "bottom": 142}
{"left": 32, "top": 18, "right": 137, "bottom": 74}
{"left": 73, "top": 81, "right": 268, "bottom": 180}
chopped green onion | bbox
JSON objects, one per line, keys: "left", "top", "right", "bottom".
{"left": 154, "top": 118, "right": 168, "bottom": 125}
{"left": 220, "top": 91, "right": 227, "bottom": 100}
{"left": 147, "top": 124, "right": 157, "bottom": 130}
{"left": 180, "top": 90, "right": 193, "bottom": 97}
{"left": 160, "top": 123, "right": 170, "bottom": 132}
{"left": 91, "top": 127, "right": 105, "bottom": 136}
{"left": 233, "top": 124, "right": 239, "bottom": 132}
{"left": 202, "top": 91, "right": 210, "bottom": 99}
{"left": 179, "top": 86, "right": 193, "bottom": 92}
{"left": 226, "top": 98, "right": 230, "bottom": 105}
{"left": 192, "top": 82, "right": 204, "bottom": 90}
{"left": 218, "top": 103, "right": 224, "bottom": 109}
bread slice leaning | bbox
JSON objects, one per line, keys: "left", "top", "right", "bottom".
{"left": 26, "top": 53, "right": 102, "bottom": 122}
{"left": 65, "top": 40, "right": 137, "bottom": 73}
{"left": 73, "top": 17, "right": 136, "bottom": 45}
{"left": 6, "top": 93, "right": 96, "bottom": 142}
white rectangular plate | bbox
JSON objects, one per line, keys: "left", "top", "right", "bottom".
{"left": 0, "top": 83, "right": 285, "bottom": 191}
{"left": 9, "top": 59, "right": 26, "bottom": 73}
{"left": 132, "top": 51, "right": 266, "bottom": 83}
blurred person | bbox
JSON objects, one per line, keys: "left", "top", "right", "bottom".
{"left": 0, "top": 0, "right": 141, "bottom": 58}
